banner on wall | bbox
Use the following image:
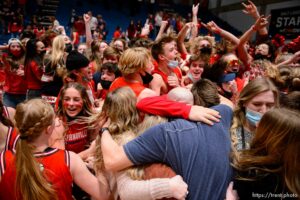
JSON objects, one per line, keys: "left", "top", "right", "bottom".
{"left": 269, "top": 6, "right": 300, "bottom": 39}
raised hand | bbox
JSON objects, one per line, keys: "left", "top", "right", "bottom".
{"left": 141, "top": 24, "right": 150, "bottom": 36}
{"left": 242, "top": 0, "right": 259, "bottom": 18}
{"left": 252, "top": 15, "right": 270, "bottom": 30}
{"left": 161, "top": 20, "right": 168, "bottom": 29}
{"left": 167, "top": 74, "right": 180, "bottom": 87}
{"left": 83, "top": 13, "right": 91, "bottom": 23}
{"left": 203, "top": 21, "right": 222, "bottom": 34}
{"left": 192, "top": 3, "right": 200, "bottom": 16}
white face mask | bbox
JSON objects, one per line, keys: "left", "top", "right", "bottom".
{"left": 167, "top": 60, "right": 179, "bottom": 69}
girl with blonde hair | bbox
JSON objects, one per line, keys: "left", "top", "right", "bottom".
{"left": 41, "top": 35, "right": 70, "bottom": 105}
{"left": 0, "top": 99, "right": 109, "bottom": 200}
{"left": 90, "top": 87, "right": 187, "bottom": 200}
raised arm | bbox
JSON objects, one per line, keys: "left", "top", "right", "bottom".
{"left": 202, "top": 21, "right": 239, "bottom": 46}
{"left": 155, "top": 20, "right": 168, "bottom": 41}
{"left": 276, "top": 51, "right": 300, "bottom": 68}
{"left": 237, "top": 15, "right": 270, "bottom": 65}
{"left": 136, "top": 95, "right": 221, "bottom": 125}
{"left": 177, "top": 22, "right": 194, "bottom": 54}
{"left": 192, "top": 3, "right": 200, "bottom": 37}
{"left": 100, "top": 121, "right": 134, "bottom": 171}
{"left": 140, "top": 20, "right": 151, "bottom": 38}
{"left": 242, "top": 0, "right": 268, "bottom": 36}
{"left": 84, "top": 14, "right": 93, "bottom": 48}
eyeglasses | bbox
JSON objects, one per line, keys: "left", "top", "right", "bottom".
{"left": 227, "top": 59, "right": 242, "bottom": 67}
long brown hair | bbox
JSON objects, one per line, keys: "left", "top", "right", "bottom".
{"left": 56, "top": 82, "right": 93, "bottom": 119}
{"left": 14, "top": 99, "right": 57, "bottom": 200}
{"left": 232, "top": 108, "right": 300, "bottom": 195}
{"left": 231, "top": 77, "right": 279, "bottom": 150}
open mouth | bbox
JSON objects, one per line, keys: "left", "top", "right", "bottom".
{"left": 66, "top": 108, "right": 78, "bottom": 113}
{"left": 231, "top": 67, "right": 239, "bottom": 72}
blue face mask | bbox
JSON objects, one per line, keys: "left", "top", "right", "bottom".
{"left": 245, "top": 108, "right": 263, "bottom": 127}
{"left": 187, "top": 72, "right": 196, "bottom": 83}
{"left": 167, "top": 60, "right": 179, "bottom": 69}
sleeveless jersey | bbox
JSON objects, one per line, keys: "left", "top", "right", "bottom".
{"left": 152, "top": 65, "right": 182, "bottom": 93}
{"left": 4, "top": 126, "right": 19, "bottom": 153}
{"left": 0, "top": 149, "right": 73, "bottom": 200}
{"left": 2, "top": 106, "right": 10, "bottom": 119}
{"left": 65, "top": 122, "right": 88, "bottom": 153}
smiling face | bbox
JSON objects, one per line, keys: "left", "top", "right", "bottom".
{"left": 189, "top": 59, "right": 205, "bottom": 80}
{"left": 62, "top": 87, "right": 83, "bottom": 117}
{"left": 255, "top": 43, "right": 269, "bottom": 56}
{"left": 223, "top": 54, "right": 241, "bottom": 73}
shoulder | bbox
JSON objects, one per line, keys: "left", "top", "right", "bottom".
{"left": 138, "top": 90, "right": 157, "bottom": 102}
{"left": 152, "top": 73, "right": 163, "bottom": 82}
{"left": 211, "top": 104, "right": 233, "bottom": 126}
{"left": 165, "top": 118, "right": 195, "bottom": 130}
{"left": 211, "top": 104, "right": 233, "bottom": 116}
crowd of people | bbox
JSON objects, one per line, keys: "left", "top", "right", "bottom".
{"left": 0, "top": 0, "right": 300, "bottom": 200}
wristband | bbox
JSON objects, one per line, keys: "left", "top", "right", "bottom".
{"left": 251, "top": 25, "right": 258, "bottom": 31}
{"left": 100, "top": 127, "right": 109, "bottom": 134}
{"left": 215, "top": 28, "right": 222, "bottom": 35}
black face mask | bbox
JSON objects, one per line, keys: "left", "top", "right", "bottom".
{"left": 200, "top": 46, "right": 212, "bottom": 55}
{"left": 65, "top": 43, "right": 73, "bottom": 53}
{"left": 100, "top": 79, "right": 112, "bottom": 90}
{"left": 39, "top": 50, "right": 46, "bottom": 56}
{"left": 140, "top": 72, "right": 153, "bottom": 85}
{"left": 254, "top": 53, "right": 269, "bottom": 60}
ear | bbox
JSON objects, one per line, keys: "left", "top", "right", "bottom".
{"left": 46, "top": 124, "right": 53, "bottom": 135}
{"left": 158, "top": 54, "right": 165, "bottom": 61}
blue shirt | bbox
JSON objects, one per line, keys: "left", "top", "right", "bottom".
{"left": 124, "top": 104, "right": 233, "bottom": 200}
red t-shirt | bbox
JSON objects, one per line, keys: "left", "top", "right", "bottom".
{"left": 109, "top": 77, "right": 145, "bottom": 97}
{"left": 0, "top": 149, "right": 73, "bottom": 200}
